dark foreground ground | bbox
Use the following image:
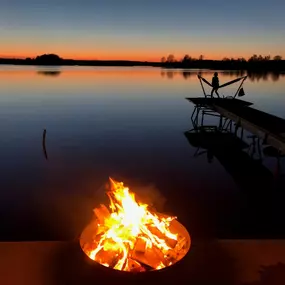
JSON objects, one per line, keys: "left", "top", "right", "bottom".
{"left": 1, "top": 240, "right": 285, "bottom": 285}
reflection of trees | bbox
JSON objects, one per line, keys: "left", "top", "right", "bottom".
{"left": 160, "top": 69, "right": 284, "bottom": 82}
{"left": 248, "top": 72, "right": 263, "bottom": 82}
{"left": 223, "top": 70, "right": 246, "bottom": 77}
{"left": 262, "top": 73, "right": 268, "bottom": 81}
{"left": 166, "top": 71, "right": 174, "bottom": 79}
{"left": 37, "top": 71, "right": 61, "bottom": 77}
{"left": 182, "top": 71, "right": 192, "bottom": 79}
{"left": 271, "top": 72, "right": 280, "bottom": 82}
{"left": 247, "top": 71, "right": 284, "bottom": 82}
{"left": 197, "top": 71, "right": 203, "bottom": 77}
{"left": 246, "top": 71, "right": 269, "bottom": 81}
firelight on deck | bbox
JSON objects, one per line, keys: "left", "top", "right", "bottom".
{"left": 80, "top": 178, "right": 191, "bottom": 272}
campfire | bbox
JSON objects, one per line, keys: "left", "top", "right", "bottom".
{"left": 80, "top": 178, "right": 191, "bottom": 272}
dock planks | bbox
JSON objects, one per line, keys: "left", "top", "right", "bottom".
{"left": 187, "top": 97, "right": 285, "bottom": 154}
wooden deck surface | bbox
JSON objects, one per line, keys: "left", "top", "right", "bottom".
{"left": 186, "top": 97, "right": 253, "bottom": 107}
{"left": 1, "top": 240, "right": 285, "bottom": 285}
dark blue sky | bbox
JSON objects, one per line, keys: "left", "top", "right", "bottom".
{"left": 1, "top": 0, "right": 284, "bottom": 60}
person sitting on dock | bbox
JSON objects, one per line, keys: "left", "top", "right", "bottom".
{"left": 211, "top": 72, "right": 220, "bottom": 98}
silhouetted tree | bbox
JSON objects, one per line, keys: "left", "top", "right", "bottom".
{"left": 222, "top": 57, "right": 230, "bottom": 61}
{"left": 264, "top": 55, "right": 271, "bottom": 61}
{"left": 35, "top": 54, "right": 63, "bottom": 65}
{"left": 166, "top": 54, "right": 175, "bottom": 63}
{"left": 248, "top": 54, "right": 258, "bottom": 61}
{"left": 248, "top": 54, "right": 281, "bottom": 62}
{"left": 273, "top": 55, "right": 282, "bottom": 61}
{"left": 183, "top": 54, "right": 190, "bottom": 61}
{"left": 161, "top": 57, "right": 166, "bottom": 63}
{"left": 237, "top": 57, "right": 247, "bottom": 62}
{"left": 182, "top": 54, "right": 192, "bottom": 64}
{"left": 199, "top": 54, "right": 204, "bottom": 61}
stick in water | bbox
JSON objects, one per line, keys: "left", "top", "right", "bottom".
{"left": 42, "top": 129, "right": 48, "bottom": 160}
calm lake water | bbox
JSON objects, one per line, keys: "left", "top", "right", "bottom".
{"left": 0, "top": 66, "right": 284, "bottom": 241}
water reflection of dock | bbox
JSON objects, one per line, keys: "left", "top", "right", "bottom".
{"left": 185, "top": 97, "right": 285, "bottom": 189}
{"left": 184, "top": 127, "right": 274, "bottom": 191}
{"left": 187, "top": 97, "right": 285, "bottom": 154}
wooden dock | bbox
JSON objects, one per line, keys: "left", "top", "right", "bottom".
{"left": 186, "top": 97, "right": 253, "bottom": 108}
{"left": 186, "top": 97, "right": 285, "bottom": 154}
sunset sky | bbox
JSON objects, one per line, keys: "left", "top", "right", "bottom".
{"left": 1, "top": 0, "right": 284, "bottom": 61}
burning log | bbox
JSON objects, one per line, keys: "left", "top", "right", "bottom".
{"left": 134, "top": 237, "right": 148, "bottom": 253}
{"left": 175, "top": 236, "right": 187, "bottom": 252}
{"left": 147, "top": 225, "right": 178, "bottom": 249}
{"left": 164, "top": 248, "right": 178, "bottom": 264}
{"left": 132, "top": 236, "right": 178, "bottom": 269}
{"left": 125, "top": 258, "right": 146, "bottom": 272}
{"left": 95, "top": 248, "right": 123, "bottom": 269}
{"left": 131, "top": 248, "right": 165, "bottom": 270}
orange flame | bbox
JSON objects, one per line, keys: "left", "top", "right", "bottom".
{"left": 83, "top": 178, "right": 188, "bottom": 272}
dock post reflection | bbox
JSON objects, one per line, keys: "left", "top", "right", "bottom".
{"left": 185, "top": 98, "right": 285, "bottom": 191}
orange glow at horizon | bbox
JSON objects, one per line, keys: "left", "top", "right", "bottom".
{"left": 0, "top": 49, "right": 264, "bottom": 62}
{"left": 0, "top": 52, "right": 161, "bottom": 62}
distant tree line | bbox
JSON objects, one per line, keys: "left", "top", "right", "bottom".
{"left": 160, "top": 54, "right": 284, "bottom": 71}
{"left": 0, "top": 54, "right": 64, "bottom": 65}
{"left": 162, "top": 54, "right": 283, "bottom": 63}
{"left": 0, "top": 54, "right": 162, "bottom": 67}
{"left": 0, "top": 53, "right": 284, "bottom": 70}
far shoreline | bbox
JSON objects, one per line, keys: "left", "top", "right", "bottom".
{"left": 1, "top": 57, "right": 285, "bottom": 72}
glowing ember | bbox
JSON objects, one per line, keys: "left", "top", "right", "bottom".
{"left": 80, "top": 178, "right": 191, "bottom": 272}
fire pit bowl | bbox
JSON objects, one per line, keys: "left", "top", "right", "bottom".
{"left": 79, "top": 178, "right": 191, "bottom": 274}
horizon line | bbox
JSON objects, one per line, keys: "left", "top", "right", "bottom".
{"left": 0, "top": 55, "right": 283, "bottom": 63}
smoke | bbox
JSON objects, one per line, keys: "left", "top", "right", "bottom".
{"left": 93, "top": 177, "right": 167, "bottom": 213}
{"left": 30, "top": 177, "right": 168, "bottom": 240}
{"left": 130, "top": 184, "right": 167, "bottom": 212}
